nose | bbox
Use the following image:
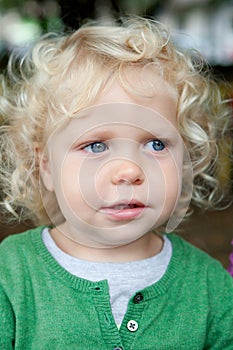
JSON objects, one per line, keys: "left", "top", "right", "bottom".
{"left": 111, "top": 160, "right": 144, "bottom": 185}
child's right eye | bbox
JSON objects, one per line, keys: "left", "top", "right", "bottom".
{"left": 83, "top": 142, "right": 108, "bottom": 153}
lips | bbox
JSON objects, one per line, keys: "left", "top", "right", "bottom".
{"left": 100, "top": 200, "right": 146, "bottom": 220}
{"left": 108, "top": 202, "right": 144, "bottom": 209}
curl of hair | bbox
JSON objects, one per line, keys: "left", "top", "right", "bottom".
{"left": 0, "top": 16, "right": 232, "bottom": 225}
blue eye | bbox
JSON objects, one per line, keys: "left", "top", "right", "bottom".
{"left": 146, "top": 140, "right": 165, "bottom": 152}
{"left": 84, "top": 142, "right": 107, "bottom": 153}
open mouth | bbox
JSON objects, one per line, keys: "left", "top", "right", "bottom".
{"left": 109, "top": 203, "right": 144, "bottom": 210}
{"left": 100, "top": 201, "right": 146, "bottom": 220}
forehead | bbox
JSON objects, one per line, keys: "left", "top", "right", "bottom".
{"left": 46, "top": 72, "right": 179, "bottom": 147}
{"left": 95, "top": 68, "right": 178, "bottom": 125}
{"left": 47, "top": 102, "right": 180, "bottom": 153}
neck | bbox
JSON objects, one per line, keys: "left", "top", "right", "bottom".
{"left": 50, "top": 226, "right": 163, "bottom": 263}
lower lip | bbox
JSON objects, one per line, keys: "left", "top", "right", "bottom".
{"left": 100, "top": 207, "right": 145, "bottom": 220}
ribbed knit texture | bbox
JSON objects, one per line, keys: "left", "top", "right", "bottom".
{"left": 0, "top": 226, "right": 233, "bottom": 349}
{"left": 42, "top": 227, "right": 172, "bottom": 326}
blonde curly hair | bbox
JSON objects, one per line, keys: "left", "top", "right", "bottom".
{"left": 0, "top": 16, "right": 232, "bottom": 226}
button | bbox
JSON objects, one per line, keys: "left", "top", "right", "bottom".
{"left": 114, "top": 347, "right": 123, "bottom": 350}
{"left": 127, "top": 320, "right": 139, "bottom": 332}
{"left": 133, "top": 292, "right": 144, "bottom": 304}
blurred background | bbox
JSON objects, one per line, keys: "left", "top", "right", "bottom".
{"left": 0, "top": 0, "right": 232, "bottom": 268}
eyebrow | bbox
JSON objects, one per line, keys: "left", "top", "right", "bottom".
{"left": 76, "top": 128, "right": 179, "bottom": 144}
{"left": 65, "top": 116, "right": 180, "bottom": 144}
{"left": 77, "top": 129, "right": 116, "bottom": 141}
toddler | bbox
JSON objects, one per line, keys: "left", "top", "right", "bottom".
{"left": 0, "top": 17, "right": 233, "bottom": 349}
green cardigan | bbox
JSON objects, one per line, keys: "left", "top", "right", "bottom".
{"left": 0, "top": 226, "right": 233, "bottom": 349}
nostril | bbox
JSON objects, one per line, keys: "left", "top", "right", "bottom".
{"left": 134, "top": 177, "right": 143, "bottom": 185}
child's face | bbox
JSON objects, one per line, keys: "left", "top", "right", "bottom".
{"left": 40, "top": 80, "right": 184, "bottom": 249}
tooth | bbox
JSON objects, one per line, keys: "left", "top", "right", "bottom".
{"left": 114, "top": 205, "right": 126, "bottom": 210}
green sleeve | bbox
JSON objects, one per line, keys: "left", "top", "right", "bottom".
{"left": 0, "top": 284, "right": 15, "bottom": 349}
{"left": 205, "top": 261, "right": 233, "bottom": 349}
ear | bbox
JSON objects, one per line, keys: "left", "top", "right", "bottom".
{"left": 36, "top": 145, "right": 54, "bottom": 192}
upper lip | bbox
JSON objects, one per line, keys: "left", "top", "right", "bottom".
{"left": 101, "top": 200, "right": 145, "bottom": 210}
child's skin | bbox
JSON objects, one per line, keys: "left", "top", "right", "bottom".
{"left": 40, "top": 76, "right": 184, "bottom": 263}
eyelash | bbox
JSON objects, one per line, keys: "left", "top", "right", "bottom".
{"left": 83, "top": 142, "right": 108, "bottom": 153}
{"left": 81, "top": 139, "right": 167, "bottom": 154}
{"left": 145, "top": 140, "right": 166, "bottom": 152}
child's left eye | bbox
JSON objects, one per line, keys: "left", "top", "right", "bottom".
{"left": 145, "top": 140, "right": 166, "bottom": 152}
{"left": 84, "top": 142, "right": 108, "bottom": 153}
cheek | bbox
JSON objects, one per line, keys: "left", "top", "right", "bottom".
{"left": 58, "top": 156, "right": 104, "bottom": 210}
{"left": 164, "top": 146, "right": 184, "bottom": 194}
{"left": 165, "top": 160, "right": 182, "bottom": 194}
{"left": 150, "top": 156, "right": 182, "bottom": 206}
{"left": 52, "top": 157, "right": 80, "bottom": 200}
